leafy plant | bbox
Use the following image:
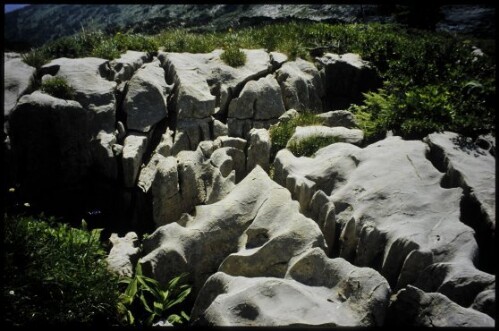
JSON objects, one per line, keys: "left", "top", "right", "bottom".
{"left": 3, "top": 215, "right": 120, "bottom": 327}
{"left": 21, "top": 48, "right": 48, "bottom": 69}
{"left": 269, "top": 112, "right": 324, "bottom": 159}
{"left": 40, "top": 76, "right": 76, "bottom": 100}
{"left": 287, "top": 135, "right": 339, "bottom": 157}
{"left": 91, "top": 39, "right": 121, "bottom": 60}
{"left": 117, "top": 262, "right": 191, "bottom": 326}
{"left": 221, "top": 45, "right": 246, "bottom": 67}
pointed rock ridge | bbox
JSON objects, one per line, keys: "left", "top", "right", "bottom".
{"left": 109, "top": 50, "right": 152, "bottom": 84}
{"left": 159, "top": 49, "right": 273, "bottom": 153}
{"left": 227, "top": 74, "right": 285, "bottom": 138}
{"left": 246, "top": 128, "right": 271, "bottom": 173}
{"left": 40, "top": 57, "right": 119, "bottom": 180}
{"left": 122, "top": 134, "right": 148, "bottom": 188}
{"left": 123, "top": 59, "right": 172, "bottom": 133}
{"left": 317, "top": 109, "right": 358, "bottom": 129}
{"left": 4, "top": 52, "right": 36, "bottom": 118}
{"left": 274, "top": 135, "right": 495, "bottom": 308}
{"left": 139, "top": 166, "right": 326, "bottom": 294}
{"left": 8, "top": 91, "right": 91, "bottom": 198}
{"left": 424, "top": 131, "right": 495, "bottom": 272}
{"left": 286, "top": 125, "right": 364, "bottom": 147}
{"left": 275, "top": 58, "right": 324, "bottom": 113}
{"left": 190, "top": 248, "right": 390, "bottom": 326}
{"left": 387, "top": 285, "right": 494, "bottom": 327}
{"left": 315, "top": 53, "right": 381, "bottom": 110}
{"left": 107, "top": 232, "right": 140, "bottom": 277}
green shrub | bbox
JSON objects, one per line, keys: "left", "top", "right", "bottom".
{"left": 269, "top": 112, "right": 324, "bottom": 159}
{"left": 112, "top": 32, "right": 158, "bottom": 54}
{"left": 287, "top": 135, "right": 339, "bottom": 157}
{"left": 21, "top": 48, "right": 49, "bottom": 69}
{"left": 3, "top": 215, "right": 120, "bottom": 326}
{"left": 40, "top": 76, "right": 76, "bottom": 100}
{"left": 91, "top": 39, "right": 121, "bottom": 60}
{"left": 117, "top": 263, "right": 191, "bottom": 326}
{"left": 221, "top": 45, "right": 246, "bottom": 67}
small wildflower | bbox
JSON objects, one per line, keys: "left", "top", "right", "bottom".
{"left": 24, "top": 202, "right": 30, "bottom": 207}
{"left": 9, "top": 290, "right": 15, "bottom": 295}
{"left": 9, "top": 188, "right": 15, "bottom": 193}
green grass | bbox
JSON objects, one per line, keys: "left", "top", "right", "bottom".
{"left": 287, "top": 135, "right": 339, "bottom": 157}
{"left": 221, "top": 46, "right": 246, "bottom": 67}
{"left": 21, "top": 21, "right": 495, "bottom": 141}
{"left": 40, "top": 76, "right": 76, "bottom": 100}
{"left": 3, "top": 214, "right": 121, "bottom": 326}
{"left": 269, "top": 112, "right": 324, "bottom": 159}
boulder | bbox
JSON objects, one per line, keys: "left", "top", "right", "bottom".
{"left": 317, "top": 110, "right": 358, "bottom": 128}
{"left": 154, "top": 127, "right": 174, "bottom": 157}
{"left": 123, "top": 60, "right": 172, "bottom": 132}
{"left": 315, "top": 53, "right": 381, "bottom": 110}
{"left": 109, "top": 50, "right": 151, "bottom": 84}
{"left": 387, "top": 285, "right": 494, "bottom": 327}
{"left": 4, "top": 52, "right": 36, "bottom": 118}
{"left": 246, "top": 128, "right": 271, "bottom": 173}
{"left": 122, "top": 134, "right": 148, "bottom": 187}
{"left": 213, "top": 119, "right": 228, "bottom": 138}
{"left": 93, "top": 130, "right": 119, "bottom": 180}
{"left": 140, "top": 166, "right": 325, "bottom": 293}
{"left": 274, "top": 136, "right": 495, "bottom": 308}
{"left": 275, "top": 58, "right": 324, "bottom": 112}
{"left": 191, "top": 248, "right": 390, "bottom": 326}
{"left": 40, "top": 57, "right": 117, "bottom": 133}
{"left": 286, "top": 125, "right": 364, "bottom": 147}
{"left": 107, "top": 232, "right": 140, "bottom": 277}
{"left": 278, "top": 108, "right": 299, "bottom": 122}
{"left": 424, "top": 131, "right": 495, "bottom": 269}
{"left": 8, "top": 91, "right": 91, "bottom": 197}
{"left": 471, "top": 289, "right": 496, "bottom": 318}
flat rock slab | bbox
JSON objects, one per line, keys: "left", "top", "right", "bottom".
{"left": 286, "top": 125, "right": 364, "bottom": 147}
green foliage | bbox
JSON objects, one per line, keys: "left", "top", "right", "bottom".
{"left": 288, "top": 135, "right": 339, "bottom": 157}
{"left": 269, "top": 112, "right": 324, "bottom": 159}
{"left": 117, "top": 263, "right": 191, "bottom": 326}
{"left": 3, "top": 215, "right": 120, "bottom": 326}
{"left": 157, "top": 29, "right": 216, "bottom": 53}
{"left": 91, "top": 39, "right": 121, "bottom": 60}
{"left": 221, "top": 46, "right": 246, "bottom": 67}
{"left": 40, "top": 76, "right": 76, "bottom": 100}
{"left": 21, "top": 48, "right": 48, "bottom": 69}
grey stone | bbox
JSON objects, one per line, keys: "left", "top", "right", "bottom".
{"left": 110, "top": 50, "right": 151, "bottom": 84}
{"left": 4, "top": 52, "right": 36, "bottom": 118}
{"left": 317, "top": 110, "right": 358, "bottom": 128}
{"left": 246, "top": 128, "right": 271, "bottom": 173}
{"left": 107, "top": 232, "right": 140, "bottom": 277}
{"left": 122, "top": 134, "right": 148, "bottom": 187}
{"left": 286, "top": 125, "right": 364, "bottom": 148}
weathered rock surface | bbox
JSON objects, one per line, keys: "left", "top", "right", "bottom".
{"left": 122, "top": 134, "right": 148, "bottom": 187}
{"left": 274, "top": 136, "right": 495, "bottom": 309}
{"left": 8, "top": 91, "right": 91, "bottom": 196}
{"left": 110, "top": 50, "right": 151, "bottom": 84}
{"left": 40, "top": 57, "right": 117, "bottom": 133}
{"left": 228, "top": 74, "right": 285, "bottom": 137}
{"left": 387, "top": 285, "right": 494, "bottom": 327}
{"left": 4, "top": 52, "right": 36, "bottom": 118}
{"left": 191, "top": 248, "right": 390, "bottom": 326}
{"left": 276, "top": 58, "right": 324, "bottom": 112}
{"left": 317, "top": 110, "right": 358, "bottom": 128}
{"left": 123, "top": 59, "right": 172, "bottom": 132}
{"left": 286, "top": 125, "right": 364, "bottom": 147}
{"left": 107, "top": 232, "right": 140, "bottom": 277}
{"left": 246, "top": 128, "right": 271, "bottom": 173}
{"left": 424, "top": 131, "right": 495, "bottom": 269}
{"left": 140, "top": 166, "right": 325, "bottom": 293}
{"left": 316, "top": 53, "right": 381, "bottom": 110}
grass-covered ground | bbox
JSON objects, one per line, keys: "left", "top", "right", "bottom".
{"left": 21, "top": 22, "right": 495, "bottom": 142}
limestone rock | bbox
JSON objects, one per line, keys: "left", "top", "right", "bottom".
{"left": 40, "top": 57, "right": 117, "bottom": 133}
{"left": 317, "top": 110, "right": 358, "bottom": 128}
{"left": 213, "top": 119, "right": 228, "bottom": 138}
{"left": 140, "top": 166, "right": 325, "bottom": 293}
{"left": 122, "top": 134, "right": 148, "bottom": 187}
{"left": 315, "top": 53, "right": 381, "bottom": 110}
{"left": 246, "top": 128, "right": 271, "bottom": 173}
{"left": 274, "top": 136, "right": 495, "bottom": 309}
{"left": 471, "top": 289, "right": 496, "bottom": 318}
{"left": 109, "top": 50, "right": 151, "bottom": 84}
{"left": 137, "top": 153, "right": 166, "bottom": 193}
{"left": 387, "top": 285, "right": 494, "bottom": 327}
{"left": 94, "top": 130, "right": 118, "bottom": 180}
{"left": 286, "top": 125, "right": 364, "bottom": 147}
{"left": 123, "top": 60, "right": 171, "bottom": 132}
{"left": 8, "top": 91, "right": 91, "bottom": 197}
{"left": 278, "top": 108, "right": 299, "bottom": 122}
{"left": 4, "top": 52, "right": 36, "bottom": 118}
{"left": 154, "top": 127, "right": 174, "bottom": 157}
{"left": 276, "top": 58, "right": 324, "bottom": 112}
{"left": 191, "top": 248, "right": 390, "bottom": 326}
{"left": 107, "top": 232, "right": 140, "bottom": 277}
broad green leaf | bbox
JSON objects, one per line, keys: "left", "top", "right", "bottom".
{"left": 125, "top": 278, "right": 138, "bottom": 298}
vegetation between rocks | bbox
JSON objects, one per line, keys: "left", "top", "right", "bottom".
{"left": 40, "top": 76, "right": 76, "bottom": 100}
{"left": 2, "top": 213, "right": 192, "bottom": 327}
{"left": 287, "top": 135, "right": 339, "bottom": 157}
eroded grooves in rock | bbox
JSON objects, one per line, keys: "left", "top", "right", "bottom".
{"left": 190, "top": 248, "right": 390, "bottom": 326}
{"left": 139, "top": 166, "right": 325, "bottom": 294}
{"left": 424, "top": 132, "right": 496, "bottom": 273}
{"left": 273, "top": 136, "right": 495, "bottom": 309}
